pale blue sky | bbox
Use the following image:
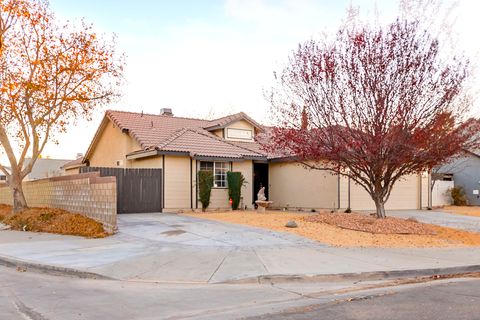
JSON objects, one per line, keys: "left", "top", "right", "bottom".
{"left": 41, "top": 0, "right": 479, "bottom": 159}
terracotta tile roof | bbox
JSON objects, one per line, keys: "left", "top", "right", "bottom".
{"left": 107, "top": 110, "right": 210, "bottom": 149}
{"left": 204, "top": 112, "right": 263, "bottom": 130}
{"left": 106, "top": 110, "right": 269, "bottom": 160}
{"left": 157, "top": 128, "right": 265, "bottom": 159}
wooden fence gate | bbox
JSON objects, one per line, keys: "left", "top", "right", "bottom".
{"left": 80, "top": 167, "right": 162, "bottom": 213}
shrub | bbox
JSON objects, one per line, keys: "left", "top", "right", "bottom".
{"left": 450, "top": 186, "right": 468, "bottom": 206}
{"left": 198, "top": 171, "right": 214, "bottom": 212}
{"left": 227, "top": 172, "right": 245, "bottom": 210}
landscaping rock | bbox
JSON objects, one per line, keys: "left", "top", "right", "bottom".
{"left": 285, "top": 220, "right": 298, "bottom": 228}
{"left": 0, "top": 223, "right": 11, "bottom": 231}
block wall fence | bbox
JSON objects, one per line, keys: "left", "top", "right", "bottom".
{"left": 0, "top": 172, "right": 117, "bottom": 232}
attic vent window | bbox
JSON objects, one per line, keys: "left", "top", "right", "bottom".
{"left": 160, "top": 108, "right": 173, "bottom": 116}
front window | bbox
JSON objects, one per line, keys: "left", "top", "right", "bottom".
{"left": 199, "top": 161, "right": 229, "bottom": 188}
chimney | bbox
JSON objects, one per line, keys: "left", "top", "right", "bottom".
{"left": 160, "top": 108, "right": 173, "bottom": 116}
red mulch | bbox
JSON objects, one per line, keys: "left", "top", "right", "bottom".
{"left": 303, "top": 213, "right": 437, "bottom": 235}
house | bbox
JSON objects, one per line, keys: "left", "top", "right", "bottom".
{"left": 0, "top": 166, "right": 11, "bottom": 182}
{"left": 61, "top": 154, "right": 87, "bottom": 174}
{"left": 71, "top": 109, "right": 430, "bottom": 212}
{"left": 24, "top": 158, "right": 71, "bottom": 180}
{"left": 436, "top": 149, "right": 480, "bottom": 206}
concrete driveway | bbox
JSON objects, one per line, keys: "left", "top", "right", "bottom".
{"left": 386, "top": 210, "right": 480, "bottom": 233}
{"left": 1, "top": 212, "right": 480, "bottom": 283}
{"left": 116, "top": 213, "right": 318, "bottom": 247}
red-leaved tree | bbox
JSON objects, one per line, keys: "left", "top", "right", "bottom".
{"left": 264, "top": 19, "right": 478, "bottom": 218}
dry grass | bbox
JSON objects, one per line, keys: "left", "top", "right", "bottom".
{"left": 0, "top": 204, "right": 108, "bottom": 238}
{"left": 440, "top": 206, "right": 480, "bottom": 218}
{"left": 184, "top": 210, "right": 480, "bottom": 248}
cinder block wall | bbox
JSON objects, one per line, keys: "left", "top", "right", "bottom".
{"left": 0, "top": 172, "right": 117, "bottom": 233}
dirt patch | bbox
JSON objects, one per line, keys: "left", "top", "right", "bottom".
{"left": 304, "top": 213, "right": 436, "bottom": 235}
{"left": 184, "top": 211, "right": 480, "bottom": 248}
{"left": 0, "top": 205, "right": 108, "bottom": 238}
{"left": 440, "top": 206, "right": 480, "bottom": 218}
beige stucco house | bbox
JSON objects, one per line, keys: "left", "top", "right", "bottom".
{"left": 66, "top": 109, "right": 430, "bottom": 212}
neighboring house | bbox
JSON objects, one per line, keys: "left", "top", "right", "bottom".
{"left": 0, "top": 166, "right": 11, "bottom": 182}
{"left": 73, "top": 109, "right": 430, "bottom": 212}
{"left": 24, "top": 158, "right": 71, "bottom": 180}
{"left": 437, "top": 149, "right": 480, "bottom": 206}
{"left": 61, "top": 154, "right": 87, "bottom": 174}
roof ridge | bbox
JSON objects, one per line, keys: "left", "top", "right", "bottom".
{"left": 156, "top": 127, "right": 191, "bottom": 150}
{"left": 187, "top": 127, "right": 266, "bottom": 157}
{"left": 106, "top": 109, "right": 210, "bottom": 122}
{"left": 157, "top": 127, "right": 265, "bottom": 158}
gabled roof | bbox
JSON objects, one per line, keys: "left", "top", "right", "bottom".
{"left": 137, "top": 127, "right": 266, "bottom": 159}
{"left": 85, "top": 110, "right": 271, "bottom": 162}
{"left": 107, "top": 110, "right": 210, "bottom": 149}
{"left": 203, "top": 112, "right": 263, "bottom": 131}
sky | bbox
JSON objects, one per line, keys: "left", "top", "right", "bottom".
{"left": 32, "top": 0, "right": 480, "bottom": 160}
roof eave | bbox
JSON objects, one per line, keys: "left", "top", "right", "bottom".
{"left": 62, "top": 163, "right": 87, "bottom": 170}
{"left": 204, "top": 115, "right": 264, "bottom": 132}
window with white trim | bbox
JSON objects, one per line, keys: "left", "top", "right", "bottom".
{"left": 199, "top": 161, "right": 230, "bottom": 188}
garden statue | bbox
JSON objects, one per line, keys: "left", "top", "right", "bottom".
{"left": 255, "top": 186, "right": 272, "bottom": 213}
{"left": 257, "top": 186, "right": 267, "bottom": 201}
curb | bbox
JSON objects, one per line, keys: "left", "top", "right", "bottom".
{"left": 221, "top": 265, "right": 480, "bottom": 284}
{"left": 0, "top": 255, "right": 113, "bottom": 280}
{"left": 2, "top": 253, "right": 479, "bottom": 285}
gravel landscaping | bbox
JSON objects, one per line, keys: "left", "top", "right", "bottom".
{"left": 304, "top": 213, "right": 436, "bottom": 235}
{"left": 185, "top": 210, "right": 480, "bottom": 248}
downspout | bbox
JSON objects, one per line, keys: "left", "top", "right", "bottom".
{"left": 419, "top": 174, "right": 422, "bottom": 210}
{"left": 162, "top": 155, "right": 165, "bottom": 210}
{"left": 195, "top": 160, "right": 198, "bottom": 209}
{"left": 428, "top": 171, "right": 432, "bottom": 209}
{"left": 337, "top": 172, "right": 340, "bottom": 210}
{"left": 190, "top": 158, "right": 193, "bottom": 209}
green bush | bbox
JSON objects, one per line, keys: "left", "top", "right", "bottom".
{"left": 198, "top": 171, "right": 214, "bottom": 212}
{"left": 227, "top": 172, "right": 245, "bottom": 210}
{"left": 450, "top": 186, "right": 468, "bottom": 206}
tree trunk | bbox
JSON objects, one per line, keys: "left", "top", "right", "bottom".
{"left": 10, "top": 179, "right": 28, "bottom": 213}
{"left": 373, "top": 198, "right": 386, "bottom": 219}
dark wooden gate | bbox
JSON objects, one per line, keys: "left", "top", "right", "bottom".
{"left": 80, "top": 167, "right": 162, "bottom": 213}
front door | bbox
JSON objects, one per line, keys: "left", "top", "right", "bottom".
{"left": 253, "top": 163, "right": 269, "bottom": 205}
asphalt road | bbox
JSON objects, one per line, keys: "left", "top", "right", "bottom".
{"left": 246, "top": 278, "right": 480, "bottom": 320}
{"left": 1, "top": 265, "right": 479, "bottom": 320}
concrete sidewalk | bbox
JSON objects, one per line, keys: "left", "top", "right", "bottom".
{"left": 0, "top": 212, "right": 480, "bottom": 283}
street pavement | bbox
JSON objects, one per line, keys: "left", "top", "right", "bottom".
{"left": 246, "top": 277, "right": 480, "bottom": 320}
{"left": 0, "top": 211, "right": 479, "bottom": 283}
{"left": 1, "top": 264, "right": 478, "bottom": 320}
{"left": 0, "top": 265, "right": 383, "bottom": 320}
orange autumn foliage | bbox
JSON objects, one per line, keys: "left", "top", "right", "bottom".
{"left": 0, "top": 0, "right": 124, "bottom": 211}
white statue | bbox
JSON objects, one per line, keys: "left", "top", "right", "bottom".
{"left": 257, "top": 186, "right": 267, "bottom": 201}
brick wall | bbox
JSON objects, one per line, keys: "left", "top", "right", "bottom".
{"left": 0, "top": 172, "right": 117, "bottom": 233}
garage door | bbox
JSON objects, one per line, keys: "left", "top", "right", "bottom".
{"left": 345, "top": 175, "right": 420, "bottom": 210}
